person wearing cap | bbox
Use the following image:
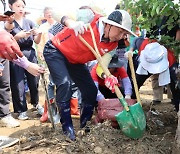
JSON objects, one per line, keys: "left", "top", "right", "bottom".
{"left": 43, "top": 8, "right": 136, "bottom": 140}
{"left": 127, "top": 37, "right": 179, "bottom": 112}
{"left": 91, "top": 53, "right": 132, "bottom": 102}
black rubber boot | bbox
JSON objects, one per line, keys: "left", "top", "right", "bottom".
{"left": 57, "top": 102, "right": 76, "bottom": 141}
{"left": 80, "top": 104, "right": 94, "bottom": 129}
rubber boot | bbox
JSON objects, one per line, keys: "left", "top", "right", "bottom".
{"left": 57, "top": 102, "right": 76, "bottom": 141}
{"left": 40, "top": 100, "right": 48, "bottom": 122}
{"left": 80, "top": 104, "right": 94, "bottom": 128}
{"left": 70, "top": 98, "right": 80, "bottom": 115}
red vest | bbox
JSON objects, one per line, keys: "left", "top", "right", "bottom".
{"left": 167, "top": 49, "right": 176, "bottom": 67}
{"left": 51, "top": 14, "right": 118, "bottom": 64}
{"left": 138, "top": 39, "right": 156, "bottom": 55}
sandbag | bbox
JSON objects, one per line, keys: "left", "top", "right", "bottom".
{"left": 94, "top": 98, "right": 136, "bottom": 128}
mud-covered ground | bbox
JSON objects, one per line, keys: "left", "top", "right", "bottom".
{"left": 1, "top": 79, "right": 179, "bottom": 154}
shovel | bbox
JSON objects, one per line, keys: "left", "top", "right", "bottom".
{"left": 115, "top": 53, "right": 146, "bottom": 138}
{"left": 40, "top": 72, "right": 55, "bottom": 130}
{"left": 78, "top": 24, "right": 146, "bottom": 139}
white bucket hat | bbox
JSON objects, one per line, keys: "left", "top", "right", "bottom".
{"left": 102, "top": 10, "right": 137, "bottom": 37}
{"left": 140, "top": 42, "right": 169, "bottom": 74}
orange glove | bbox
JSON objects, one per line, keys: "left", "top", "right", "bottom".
{"left": 104, "top": 75, "right": 118, "bottom": 93}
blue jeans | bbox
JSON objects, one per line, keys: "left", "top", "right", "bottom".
{"left": 43, "top": 41, "right": 97, "bottom": 107}
{"left": 48, "top": 74, "right": 79, "bottom": 101}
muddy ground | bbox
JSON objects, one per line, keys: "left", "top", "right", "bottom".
{"left": 0, "top": 79, "right": 179, "bottom": 154}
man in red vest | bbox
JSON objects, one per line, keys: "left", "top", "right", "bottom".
{"left": 43, "top": 8, "right": 136, "bottom": 140}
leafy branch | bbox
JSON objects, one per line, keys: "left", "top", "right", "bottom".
{"left": 119, "top": 0, "right": 180, "bottom": 56}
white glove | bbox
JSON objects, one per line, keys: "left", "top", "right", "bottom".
{"left": 125, "top": 95, "right": 131, "bottom": 99}
{"left": 124, "top": 50, "right": 133, "bottom": 59}
{"left": 69, "top": 21, "right": 87, "bottom": 36}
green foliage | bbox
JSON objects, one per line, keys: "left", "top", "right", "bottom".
{"left": 119, "top": 0, "right": 180, "bottom": 56}
{"left": 159, "top": 35, "right": 180, "bottom": 57}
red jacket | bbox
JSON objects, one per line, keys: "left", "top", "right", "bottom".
{"left": 51, "top": 14, "right": 118, "bottom": 64}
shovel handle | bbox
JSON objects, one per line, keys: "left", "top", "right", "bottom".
{"left": 128, "top": 53, "right": 141, "bottom": 106}
{"left": 71, "top": 115, "right": 80, "bottom": 119}
{"left": 78, "top": 24, "right": 129, "bottom": 111}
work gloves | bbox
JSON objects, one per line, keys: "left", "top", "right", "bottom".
{"left": 69, "top": 21, "right": 87, "bottom": 36}
{"left": 104, "top": 75, "right": 119, "bottom": 93}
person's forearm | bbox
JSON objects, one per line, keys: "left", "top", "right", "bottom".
{"left": 122, "top": 77, "right": 132, "bottom": 96}
{"left": 94, "top": 81, "right": 105, "bottom": 101}
{"left": 13, "top": 56, "right": 30, "bottom": 69}
{"left": 34, "top": 33, "right": 42, "bottom": 44}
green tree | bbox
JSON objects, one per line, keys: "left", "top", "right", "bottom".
{"left": 119, "top": 0, "right": 180, "bottom": 56}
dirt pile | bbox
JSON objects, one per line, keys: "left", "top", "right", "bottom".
{"left": 1, "top": 79, "right": 179, "bottom": 154}
{"left": 2, "top": 103, "right": 177, "bottom": 154}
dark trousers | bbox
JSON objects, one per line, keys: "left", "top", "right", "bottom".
{"left": 10, "top": 49, "right": 39, "bottom": 113}
{"left": 43, "top": 41, "right": 97, "bottom": 108}
{"left": 169, "top": 63, "right": 180, "bottom": 111}
{"left": 131, "top": 63, "right": 180, "bottom": 111}
{"left": 0, "top": 58, "right": 10, "bottom": 118}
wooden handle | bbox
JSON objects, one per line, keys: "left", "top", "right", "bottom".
{"left": 128, "top": 53, "right": 141, "bottom": 106}
{"left": 71, "top": 115, "right": 80, "bottom": 119}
